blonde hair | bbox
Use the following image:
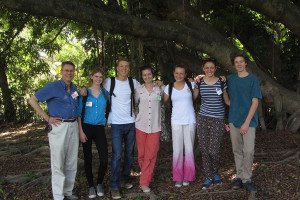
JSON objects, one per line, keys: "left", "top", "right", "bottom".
{"left": 89, "top": 68, "right": 108, "bottom": 100}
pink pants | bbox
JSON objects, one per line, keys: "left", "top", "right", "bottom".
{"left": 136, "top": 129, "right": 161, "bottom": 186}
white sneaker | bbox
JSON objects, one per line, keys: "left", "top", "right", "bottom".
{"left": 183, "top": 180, "right": 190, "bottom": 186}
{"left": 175, "top": 181, "right": 182, "bottom": 187}
{"left": 96, "top": 184, "right": 104, "bottom": 196}
{"left": 141, "top": 185, "right": 151, "bottom": 193}
{"left": 88, "top": 187, "right": 96, "bottom": 198}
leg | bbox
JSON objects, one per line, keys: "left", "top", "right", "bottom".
{"left": 172, "top": 124, "right": 184, "bottom": 182}
{"left": 93, "top": 125, "right": 108, "bottom": 185}
{"left": 209, "top": 118, "right": 224, "bottom": 176}
{"left": 81, "top": 124, "right": 94, "bottom": 187}
{"left": 63, "top": 122, "right": 79, "bottom": 197}
{"left": 183, "top": 124, "right": 196, "bottom": 182}
{"left": 110, "top": 124, "right": 123, "bottom": 190}
{"left": 242, "top": 127, "right": 256, "bottom": 183}
{"left": 136, "top": 129, "right": 147, "bottom": 172}
{"left": 48, "top": 123, "right": 69, "bottom": 200}
{"left": 121, "top": 123, "right": 136, "bottom": 183}
{"left": 229, "top": 123, "right": 244, "bottom": 180}
{"left": 140, "top": 131, "right": 160, "bottom": 186}
{"left": 197, "top": 115, "right": 212, "bottom": 179}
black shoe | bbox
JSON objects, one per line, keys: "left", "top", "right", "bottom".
{"left": 232, "top": 178, "right": 243, "bottom": 190}
{"left": 243, "top": 181, "right": 257, "bottom": 191}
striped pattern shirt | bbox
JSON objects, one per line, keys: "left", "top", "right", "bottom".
{"left": 198, "top": 79, "right": 228, "bottom": 119}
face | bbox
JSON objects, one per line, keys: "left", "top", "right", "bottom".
{"left": 203, "top": 62, "right": 216, "bottom": 77}
{"left": 173, "top": 67, "right": 186, "bottom": 82}
{"left": 90, "top": 72, "right": 104, "bottom": 85}
{"left": 141, "top": 69, "right": 153, "bottom": 84}
{"left": 61, "top": 64, "right": 75, "bottom": 82}
{"left": 116, "top": 61, "right": 130, "bottom": 77}
{"left": 234, "top": 56, "right": 247, "bottom": 72}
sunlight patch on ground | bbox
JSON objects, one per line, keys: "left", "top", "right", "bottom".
{"left": 0, "top": 123, "right": 43, "bottom": 139}
{"left": 130, "top": 171, "right": 141, "bottom": 176}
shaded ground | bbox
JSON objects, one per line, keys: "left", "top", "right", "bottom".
{"left": 0, "top": 123, "right": 299, "bottom": 199}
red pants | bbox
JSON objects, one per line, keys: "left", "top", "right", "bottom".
{"left": 136, "top": 129, "right": 160, "bottom": 186}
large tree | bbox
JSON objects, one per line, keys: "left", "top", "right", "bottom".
{"left": 1, "top": 0, "right": 300, "bottom": 132}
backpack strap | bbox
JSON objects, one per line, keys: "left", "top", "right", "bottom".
{"left": 219, "top": 77, "right": 225, "bottom": 91}
{"left": 185, "top": 79, "right": 194, "bottom": 101}
{"left": 107, "top": 77, "right": 116, "bottom": 114}
{"left": 81, "top": 89, "right": 89, "bottom": 123}
{"left": 128, "top": 77, "right": 135, "bottom": 117}
{"left": 219, "top": 78, "right": 225, "bottom": 105}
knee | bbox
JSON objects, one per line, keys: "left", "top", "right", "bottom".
{"left": 244, "top": 149, "right": 254, "bottom": 157}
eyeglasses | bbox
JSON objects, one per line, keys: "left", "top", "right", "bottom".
{"left": 63, "top": 69, "right": 75, "bottom": 73}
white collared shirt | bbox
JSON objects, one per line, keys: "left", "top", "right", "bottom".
{"left": 134, "top": 84, "right": 164, "bottom": 133}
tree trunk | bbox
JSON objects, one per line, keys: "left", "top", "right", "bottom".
{"left": 0, "top": 57, "right": 16, "bottom": 122}
{"left": 258, "top": 101, "right": 267, "bottom": 131}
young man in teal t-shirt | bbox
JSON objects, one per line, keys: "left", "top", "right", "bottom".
{"left": 227, "top": 52, "right": 262, "bottom": 192}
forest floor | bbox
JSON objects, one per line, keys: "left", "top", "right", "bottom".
{"left": 0, "top": 123, "right": 299, "bottom": 200}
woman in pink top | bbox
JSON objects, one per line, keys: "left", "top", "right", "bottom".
{"left": 134, "top": 66, "right": 164, "bottom": 193}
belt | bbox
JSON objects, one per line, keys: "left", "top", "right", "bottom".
{"left": 62, "top": 118, "right": 77, "bottom": 122}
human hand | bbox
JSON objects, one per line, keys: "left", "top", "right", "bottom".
{"left": 155, "top": 80, "right": 163, "bottom": 87}
{"left": 79, "top": 86, "right": 87, "bottom": 96}
{"left": 240, "top": 123, "right": 249, "bottom": 135}
{"left": 48, "top": 116, "right": 62, "bottom": 127}
{"left": 188, "top": 78, "right": 195, "bottom": 82}
{"left": 79, "top": 132, "right": 88, "bottom": 143}
{"left": 220, "top": 76, "right": 226, "bottom": 82}
{"left": 195, "top": 75, "right": 205, "bottom": 83}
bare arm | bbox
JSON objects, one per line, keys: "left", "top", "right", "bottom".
{"left": 163, "top": 92, "right": 169, "bottom": 103}
{"left": 28, "top": 95, "right": 62, "bottom": 126}
{"left": 193, "top": 88, "right": 199, "bottom": 101}
{"left": 223, "top": 89, "right": 230, "bottom": 106}
{"left": 77, "top": 117, "right": 87, "bottom": 143}
{"left": 240, "top": 98, "right": 259, "bottom": 134}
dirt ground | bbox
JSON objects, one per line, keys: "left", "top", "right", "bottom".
{"left": 0, "top": 123, "right": 299, "bottom": 200}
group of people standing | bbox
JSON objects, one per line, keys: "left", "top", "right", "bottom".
{"left": 28, "top": 51, "right": 262, "bottom": 200}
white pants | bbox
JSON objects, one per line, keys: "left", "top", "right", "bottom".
{"left": 48, "top": 121, "right": 79, "bottom": 200}
{"left": 171, "top": 124, "right": 196, "bottom": 181}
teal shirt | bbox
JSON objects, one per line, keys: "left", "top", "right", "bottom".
{"left": 77, "top": 88, "right": 109, "bottom": 125}
{"left": 227, "top": 73, "right": 262, "bottom": 128}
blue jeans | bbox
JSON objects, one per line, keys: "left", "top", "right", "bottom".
{"left": 110, "top": 123, "right": 136, "bottom": 190}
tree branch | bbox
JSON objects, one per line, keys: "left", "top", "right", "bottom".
{"left": 42, "top": 20, "right": 69, "bottom": 45}
{"left": 229, "top": 0, "right": 300, "bottom": 38}
{"left": 2, "top": 0, "right": 300, "bottom": 129}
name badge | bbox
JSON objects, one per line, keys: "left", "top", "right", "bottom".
{"left": 86, "top": 102, "right": 92, "bottom": 107}
{"left": 156, "top": 96, "right": 162, "bottom": 101}
{"left": 216, "top": 88, "right": 223, "bottom": 95}
{"left": 71, "top": 91, "right": 79, "bottom": 99}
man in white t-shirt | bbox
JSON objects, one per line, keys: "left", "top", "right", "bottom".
{"left": 104, "top": 59, "right": 140, "bottom": 199}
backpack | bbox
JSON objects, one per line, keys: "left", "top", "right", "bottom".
{"left": 168, "top": 79, "right": 194, "bottom": 113}
{"left": 107, "top": 77, "right": 135, "bottom": 117}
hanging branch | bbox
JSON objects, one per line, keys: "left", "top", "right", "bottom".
{"left": 101, "top": 31, "right": 105, "bottom": 69}
{"left": 42, "top": 20, "right": 69, "bottom": 46}
{"left": 93, "top": 26, "right": 101, "bottom": 67}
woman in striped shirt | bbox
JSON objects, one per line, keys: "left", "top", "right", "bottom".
{"left": 195, "top": 58, "right": 230, "bottom": 189}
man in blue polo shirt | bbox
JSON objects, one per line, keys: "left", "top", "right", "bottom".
{"left": 227, "top": 52, "right": 262, "bottom": 192}
{"left": 28, "top": 61, "right": 79, "bottom": 200}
